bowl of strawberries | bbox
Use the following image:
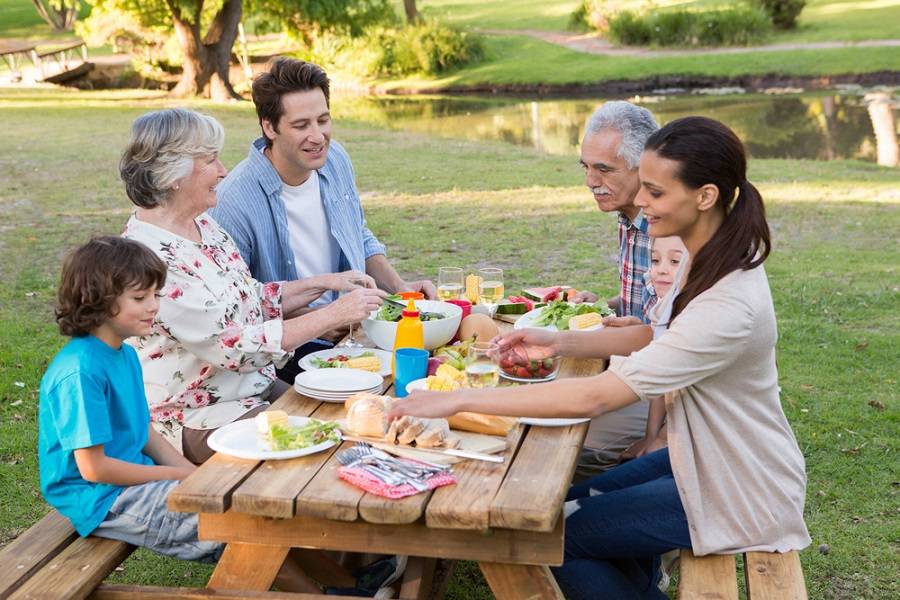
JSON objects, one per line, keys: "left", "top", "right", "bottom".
{"left": 498, "top": 354, "right": 561, "bottom": 383}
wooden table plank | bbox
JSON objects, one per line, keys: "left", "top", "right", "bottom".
{"left": 230, "top": 402, "right": 345, "bottom": 518}
{"left": 167, "top": 392, "right": 322, "bottom": 514}
{"left": 425, "top": 423, "right": 525, "bottom": 530}
{"left": 200, "top": 510, "right": 564, "bottom": 566}
{"left": 489, "top": 422, "right": 587, "bottom": 532}
{"left": 92, "top": 585, "right": 363, "bottom": 599}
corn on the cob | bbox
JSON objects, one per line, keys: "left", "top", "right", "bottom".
{"left": 569, "top": 312, "right": 603, "bottom": 330}
{"left": 426, "top": 375, "right": 461, "bottom": 391}
{"left": 346, "top": 355, "right": 382, "bottom": 372}
{"left": 436, "top": 363, "right": 466, "bottom": 385}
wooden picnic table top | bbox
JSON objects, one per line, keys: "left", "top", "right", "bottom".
{"left": 0, "top": 41, "right": 37, "bottom": 56}
{"left": 168, "top": 316, "right": 603, "bottom": 597}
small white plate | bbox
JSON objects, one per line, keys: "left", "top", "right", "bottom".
{"left": 207, "top": 416, "right": 341, "bottom": 460}
{"left": 299, "top": 348, "right": 393, "bottom": 377}
{"left": 518, "top": 417, "right": 590, "bottom": 427}
{"left": 514, "top": 305, "right": 604, "bottom": 332}
{"left": 294, "top": 368, "right": 384, "bottom": 393}
{"left": 405, "top": 378, "right": 429, "bottom": 394}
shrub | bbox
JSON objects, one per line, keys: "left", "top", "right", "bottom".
{"left": 297, "top": 20, "right": 483, "bottom": 78}
{"left": 607, "top": 6, "right": 772, "bottom": 47}
{"left": 754, "top": 0, "right": 806, "bottom": 29}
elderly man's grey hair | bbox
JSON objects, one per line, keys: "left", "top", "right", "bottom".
{"left": 119, "top": 108, "right": 224, "bottom": 209}
{"left": 583, "top": 101, "right": 659, "bottom": 169}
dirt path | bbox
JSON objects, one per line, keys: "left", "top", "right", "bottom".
{"left": 479, "top": 29, "right": 900, "bottom": 58}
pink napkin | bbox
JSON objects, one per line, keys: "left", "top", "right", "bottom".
{"left": 338, "top": 459, "right": 456, "bottom": 499}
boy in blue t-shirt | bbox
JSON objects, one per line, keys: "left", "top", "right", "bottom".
{"left": 39, "top": 236, "right": 221, "bottom": 561}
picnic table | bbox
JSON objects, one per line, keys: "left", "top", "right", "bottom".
{"left": 165, "top": 318, "right": 603, "bottom": 599}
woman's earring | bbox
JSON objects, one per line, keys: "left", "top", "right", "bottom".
{"left": 173, "top": 185, "right": 181, "bottom": 191}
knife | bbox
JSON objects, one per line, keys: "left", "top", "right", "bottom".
{"left": 341, "top": 435, "right": 505, "bottom": 463}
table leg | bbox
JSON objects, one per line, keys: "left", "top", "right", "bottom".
{"left": 399, "top": 556, "right": 437, "bottom": 600}
{"left": 479, "top": 562, "right": 564, "bottom": 600}
{"left": 207, "top": 542, "right": 291, "bottom": 591}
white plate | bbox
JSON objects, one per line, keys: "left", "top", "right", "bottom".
{"left": 299, "top": 348, "right": 393, "bottom": 377}
{"left": 207, "top": 416, "right": 341, "bottom": 460}
{"left": 518, "top": 417, "right": 590, "bottom": 427}
{"left": 405, "top": 378, "right": 429, "bottom": 394}
{"left": 296, "top": 384, "right": 383, "bottom": 403}
{"left": 514, "top": 304, "right": 604, "bottom": 332}
{"left": 294, "top": 368, "right": 384, "bottom": 393}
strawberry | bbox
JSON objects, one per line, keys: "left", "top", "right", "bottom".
{"left": 515, "top": 366, "right": 531, "bottom": 378}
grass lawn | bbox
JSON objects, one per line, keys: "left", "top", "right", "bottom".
{"left": 1, "top": 88, "right": 898, "bottom": 599}
{"left": 417, "top": 0, "right": 900, "bottom": 42}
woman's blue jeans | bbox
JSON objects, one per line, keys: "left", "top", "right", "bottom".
{"left": 551, "top": 448, "right": 692, "bottom": 600}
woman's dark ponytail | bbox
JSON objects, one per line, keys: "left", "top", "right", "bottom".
{"left": 644, "top": 117, "right": 771, "bottom": 321}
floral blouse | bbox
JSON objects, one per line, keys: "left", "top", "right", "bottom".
{"left": 123, "top": 213, "right": 291, "bottom": 452}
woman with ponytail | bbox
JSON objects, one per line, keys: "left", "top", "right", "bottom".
{"left": 390, "top": 116, "right": 811, "bottom": 599}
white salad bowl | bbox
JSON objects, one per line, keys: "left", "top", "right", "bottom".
{"left": 361, "top": 300, "right": 463, "bottom": 351}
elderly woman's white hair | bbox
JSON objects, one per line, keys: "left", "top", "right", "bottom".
{"left": 119, "top": 108, "right": 224, "bottom": 209}
{"left": 584, "top": 101, "right": 659, "bottom": 170}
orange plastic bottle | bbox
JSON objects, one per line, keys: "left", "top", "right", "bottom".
{"left": 392, "top": 300, "right": 425, "bottom": 377}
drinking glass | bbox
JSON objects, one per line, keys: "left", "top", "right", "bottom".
{"left": 465, "top": 341, "right": 500, "bottom": 389}
{"left": 477, "top": 267, "right": 504, "bottom": 313}
{"left": 336, "top": 290, "right": 364, "bottom": 349}
{"left": 437, "top": 267, "right": 464, "bottom": 301}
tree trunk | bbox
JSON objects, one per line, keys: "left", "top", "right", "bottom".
{"left": 866, "top": 93, "right": 899, "bottom": 167}
{"left": 31, "top": 0, "right": 78, "bottom": 31}
{"left": 169, "top": 0, "right": 243, "bottom": 102}
{"left": 403, "top": 0, "right": 420, "bottom": 24}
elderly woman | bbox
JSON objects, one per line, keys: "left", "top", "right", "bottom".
{"left": 121, "top": 108, "right": 386, "bottom": 463}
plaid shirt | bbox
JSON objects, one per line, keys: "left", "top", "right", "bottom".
{"left": 617, "top": 211, "right": 651, "bottom": 322}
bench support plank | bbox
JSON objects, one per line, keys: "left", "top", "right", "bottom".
{"left": 207, "top": 543, "right": 289, "bottom": 591}
{"left": 92, "top": 585, "right": 362, "bottom": 599}
{"left": 479, "top": 563, "right": 564, "bottom": 600}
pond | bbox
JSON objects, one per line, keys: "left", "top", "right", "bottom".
{"left": 334, "top": 88, "right": 900, "bottom": 166}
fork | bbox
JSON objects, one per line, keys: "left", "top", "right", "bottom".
{"left": 338, "top": 446, "right": 431, "bottom": 491}
{"left": 336, "top": 447, "right": 406, "bottom": 486}
{"left": 357, "top": 441, "right": 452, "bottom": 473}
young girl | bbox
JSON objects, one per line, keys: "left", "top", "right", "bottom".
{"left": 390, "top": 117, "right": 810, "bottom": 599}
{"left": 619, "top": 235, "right": 687, "bottom": 461}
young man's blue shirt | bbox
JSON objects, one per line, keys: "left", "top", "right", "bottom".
{"left": 39, "top": 335, "right": 155, "bottom": 536}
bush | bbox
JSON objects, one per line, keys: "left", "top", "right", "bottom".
{"left": 297, "top": 20, "right": 484, "bottom": 78}
{"left": 607, "top": 6, "right": 772, "bottom": 47}
{"left": 754, "top": 0, "right": 806, "bottom": 29}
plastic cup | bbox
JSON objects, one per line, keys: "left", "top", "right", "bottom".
{"left": 398, "top": 291, "right": 425, "bottom": 301}
{"left": 446, "top": 299, "right": 472, "bottom": 342}
{"left": 394, "top": 347, "right": 429, "bottom": 398}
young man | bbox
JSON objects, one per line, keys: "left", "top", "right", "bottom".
{"left": 212, "top": 58, "right": 434, "bottom": 382}
{"left": 571, "top": 101, "right": 660, "bottom": 480}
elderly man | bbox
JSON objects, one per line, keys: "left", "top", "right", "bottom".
{"left": 572, "top": 101, "right": 660, "bottom": 480}
{"left": 212, "top": 58, "right": 435, "bottom": 383}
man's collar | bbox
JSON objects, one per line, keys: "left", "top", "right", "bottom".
{"left": 618, "top": 210, "right": 649, "bottom": 233}
{"left": 249, "top": 138, "right": 285, "bottom": 196}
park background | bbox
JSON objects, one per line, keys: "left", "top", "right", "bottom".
{"left": 1, "top": 1, "right": 898, "bottom": 598}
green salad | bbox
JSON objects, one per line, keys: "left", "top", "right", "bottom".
{"left": 375, "top": 295, "right": 446, "bottom": 322}
{"left": 310, "top": 351, "right": 375, "bottom": 369}
{"left": 533, "top": 301, "right": 615, "bottom": 330}
{"left": 268, "top": 419, "right": 340, "bottom": 451}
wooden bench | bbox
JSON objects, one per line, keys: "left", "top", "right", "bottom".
{"left": 678, "top": 549, "right": 807, "bottom": 599}
{"left": 0, "top": 510, "right": 133, "bottom": 600}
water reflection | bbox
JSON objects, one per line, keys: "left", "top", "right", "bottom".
{"left": 334, "top": 90, "right": 899, "bottom": 166}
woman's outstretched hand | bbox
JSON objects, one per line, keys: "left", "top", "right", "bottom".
{"left": 326, "top": 287, "right": 387, "bottom": 327}
{"left": 493, "top": 328, "right": 561, "bottom": 362}
{"left": 388, "top": 391, "right": 461, "bottom": 421}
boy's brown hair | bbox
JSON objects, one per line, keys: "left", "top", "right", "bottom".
{"left": 56, "top": 237, "right": 167, "bottom": 337}
{"left": 252, "top": 57, "right": 330, "bottom": 149}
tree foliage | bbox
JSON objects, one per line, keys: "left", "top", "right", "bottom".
{"left": 248, "top": 0, "right": 396, "bottom": 43}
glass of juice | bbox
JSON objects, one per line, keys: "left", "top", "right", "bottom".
{"left": 465, "top": 341, "right": 500, "bottom": 389}
{"left": 477, "top": 267, "right": 504, "bottom": 313}
{"left": 437, "top": 267, "right": 464, "bottom": 301}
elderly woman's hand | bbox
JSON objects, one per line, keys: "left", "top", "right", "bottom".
{"left": 325, "top": 287, "right": 387, "bottom": 327}
{"left": 329, "top": 270, "right": 377, "bottom": 292}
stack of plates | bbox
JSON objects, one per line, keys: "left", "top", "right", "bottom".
{"left": 294, "top": 369, "right": 384, "bottom": 403}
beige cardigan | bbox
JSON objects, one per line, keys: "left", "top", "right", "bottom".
{"left": 609, "top": 265, "right": 811, "bottom": 556}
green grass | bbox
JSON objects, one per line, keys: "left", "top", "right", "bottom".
{"left": 0, "top": 0, "right": 91, "bottom": 40}
{"left": 1, "top": 88, "right": 899, "bottom": 599}
{"left": 378, "top": 34, "right": 900, "bottom": 90}
{"left": 415, "top": 0, "right": 900, "bottom": 41}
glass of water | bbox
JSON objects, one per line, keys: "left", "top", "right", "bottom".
{"left": 465, "top": 341, "right": 500, "bottom": 388}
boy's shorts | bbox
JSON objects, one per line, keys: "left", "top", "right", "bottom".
{"left": 92, "top": 479, "right": 223, "bottom": 563}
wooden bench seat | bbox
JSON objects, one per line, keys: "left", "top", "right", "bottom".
{"left": 678, "top": 549, "right": 807, "bottom": 599}
{"left": 0, "top": 510, "right": 134, "bottom": 600}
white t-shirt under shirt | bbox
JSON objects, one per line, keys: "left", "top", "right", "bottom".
{"left": 281, "top": 171, "right": 341, "bottom": 306}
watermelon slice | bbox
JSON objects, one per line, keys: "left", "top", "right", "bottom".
{"left": 522, "top": 286, "right": 563, "bottom": 303}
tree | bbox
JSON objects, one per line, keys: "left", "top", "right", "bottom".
{"left": 32, "top": 0, "right": 79, "bottom": 31}
{"left": 402, "top": 0, "right": 419, "bottom": 23}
